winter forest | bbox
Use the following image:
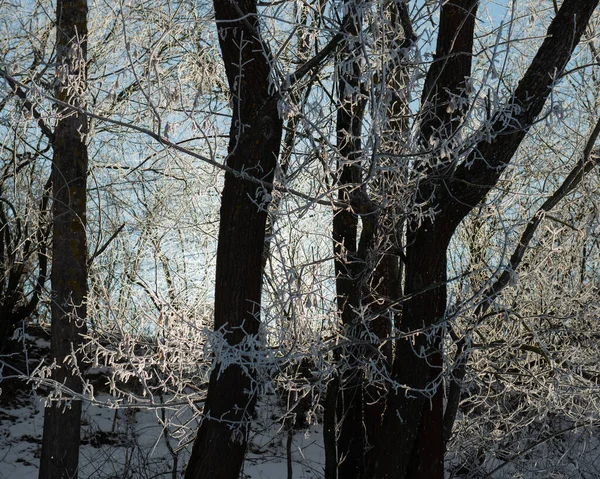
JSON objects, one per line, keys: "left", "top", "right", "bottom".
{"left": 1, "top": 0, "right": 600, "bottom": 477}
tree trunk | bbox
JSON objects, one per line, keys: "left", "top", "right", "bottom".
{"left": 184, "top": 1, "right": 283, "bottom": 478}
{"left": 330, "top": 2, "right": 411, "bottom": 475}
{"left": 370, "top": 222, "right": 450, "bottom": 479}
{"left": 368, "top": 0, "right": 599, "bottom": 476}
{"left": 330, "top": 3, "right": 369, "bottom": 475}
{"left": 39, "top": 1, "right": 88, "bottom": 478}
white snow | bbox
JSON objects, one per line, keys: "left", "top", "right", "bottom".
{"left": 0, "top": 392, "right": 324, "bottom": 479}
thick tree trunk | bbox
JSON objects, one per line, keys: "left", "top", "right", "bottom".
{"left": 369, "top": 223, "right": 450, "bottom": 479}
{"left": 184, "top": 1, "right": 283, "bottom": 478}
{"left": 368, "top": 0, "right": 599, "bottom": 477}
{"left": 333, "top": 91, "right": 367, "bottom": 479}
{"left": 39, "top": 1, "right": 88, "bottom": 478}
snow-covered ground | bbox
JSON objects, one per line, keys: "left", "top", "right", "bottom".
{"left": 3, "top": 329, "right": 600, "bottom": 478}
{"left": 0, "top": 391, "right": 324, "bottom": 479}
{"left": 4, "top": 385, "right": 600, "bottom": 478}
{"left": 0, "top": 327, "right": 324, "bottom": 478}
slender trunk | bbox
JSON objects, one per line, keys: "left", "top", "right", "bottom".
{"left": 360, "top": 2, "right": 413, "bottom": 470}
{"left": 39, "top": 1, "right": 88, "bottom": 478}
{"left": 324, "top": 374, "right": 340, "bottom": 479}
{"left": 363, "top": 252, "right": 398, "bottom": 453}
{"left": 331, "top": 2, "right": 413, "bottom": 474}
{"left": 330, "top": 2, "right": 368, "bottom": 475}
{"left": 184, "top": 1, "right": 282, "bottom": 478}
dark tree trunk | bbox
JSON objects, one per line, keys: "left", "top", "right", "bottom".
{"left": 324, "top": 375, "right": 340, "bottom": 479}
{"left": 370, "top": 222, "right": 451, "bottom": 479}
{"left": 369, "top": 0, "right": 599, "bottom": 477}
{"left": 330, "top": 2, "right": 412, "bottom": 475}
{"left": 184, "top": 1, "right": 283, "bottom": 478}
{"left": 329, "top": 3, "right": 370, "bottom": 476}
{"left": 39, "top": 1, "right": 88, "bottom": 478}
{"left": 419, "top": 0, "right": 478, "bottom": 146}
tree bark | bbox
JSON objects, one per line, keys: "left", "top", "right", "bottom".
{"left": 419, "top": 0, "right": 478, "bottom": 147}
{"left": 184, "top": 1, "right": 283, "bottom": 478}
{"left": 39, "top": 1, "right": 88, "bottom": 478}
